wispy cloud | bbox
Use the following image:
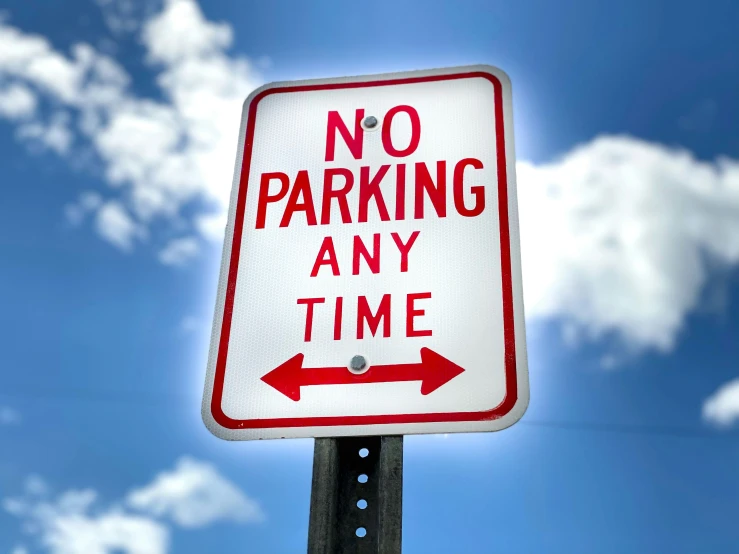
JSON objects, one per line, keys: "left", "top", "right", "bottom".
{"left": 703, "top": 378, "right": 739, "bottom": 427}
{"left": 3, "top": 457, "right": 263, "bottom": 554}
{"left": 94, "top": 200, "right": 145, "bottom": 251}
{"left": 0, "top": 406, "right": 21, "bottom": 425}
{"left": 3, "top": 475, "right": 168, "bottom": 554}
{"left": 0, "top": 83, "right": 36, "bottom": 119}
{"left": 65, "top": 191, "right": 103, "bottom": 226}
{"left": 158, "top": 236, "right": 200, "bottom": 266}
{"left": 24, "top": 475, "right": 49, "bottom": 496}
{"left": 17, "top": 111, "right": 73, "bottom": 154}
{"left": 94, "top": 0, "right": 151, "bottom": 35}
{"left": 0, "top": 0, "right": 261, "bottom": 251}
{"left": 127, "top": 457, "right": 265, "bottom": 528}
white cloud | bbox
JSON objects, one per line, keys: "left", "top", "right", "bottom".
{"left": 40, "top": 511, "right": 168, "bottom": 554}
{"left": 142, "top": 0, "right": 231, "bottom": 64}
{"left": 0, "top": 23, "right": 84, "bottom": 102}
{"left": 195, "top": 212, "right": 227, "bottom": 241}
{"left": 0, "top": 0, "right": 260, "bottom": 251}
{"left": 25, "top": 475, "right": 49, "bottom": 496}
{"left": 94, "top": 0, "right": 147, "bottom": 34}
{"left": 158, "top": 236, "right": 199, "bottom": 266}
{"left": 11, "top": 546, "right": 28, "bottom": 554}
{"left": 4, "top": 457, "right": 262, "bottom": 553}
{"left": 0, "top": 406, "right": 20, "bottom": 425}
{"left": 17, "top": 111, "right": 73, "bottom": 154}
{"left": 65, "top": 191, "right": 103, "bottom": 225}
{"left": 4, "top": 489, "right": 169, "bottom": 554}
{"left": 127, "top": 457, "right": 264, "bottom": 528}
{"left": 95, "top": 201, "right": 144, "bottom": 251}
{"left": 519, "top": 136, "right": 739, "bottom": 352}
{"left": 0, "top": 83, "right": 36, "bottom": 119}
{"left": 3, "top": 498, "right": 26, "bottom": 516}
{"left": 703, "top": 378, "right": 739, "bottom": 427}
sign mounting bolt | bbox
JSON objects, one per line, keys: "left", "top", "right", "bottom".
{"left": 350, "top": 355, "right": 368, "bottom": 374}
{"left": 363, "top": 116, "right": 378, "bottom": 129}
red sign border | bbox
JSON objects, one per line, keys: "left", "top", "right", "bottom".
{"left": 210, "top": 71, "right": 519, "bottom": 430}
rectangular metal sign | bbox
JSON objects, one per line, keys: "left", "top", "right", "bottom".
{"left": 202, "top": 65, "right": 529, "bottom": 440}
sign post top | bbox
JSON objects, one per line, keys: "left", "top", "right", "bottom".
{"left": 202, "top": 65, "right": 528, "bottom": 440}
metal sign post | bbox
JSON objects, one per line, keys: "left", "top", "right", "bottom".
{"left": 308, "top": 436, "right": 403, "bottom": 554}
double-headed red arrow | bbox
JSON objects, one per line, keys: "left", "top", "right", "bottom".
{"left": 261, "top": 347, "right": 465, "bottom": 401}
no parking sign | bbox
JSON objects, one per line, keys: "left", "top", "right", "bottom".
{"left": 202, "top": 65, "right": 529, "bottom": 440}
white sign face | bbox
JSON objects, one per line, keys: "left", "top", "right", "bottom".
{"left": 202, "top": 65, "right": 529, "bottom": 440}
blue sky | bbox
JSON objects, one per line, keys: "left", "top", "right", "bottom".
{"left": 1, "top": 0, "right": 739, "bottom": 552}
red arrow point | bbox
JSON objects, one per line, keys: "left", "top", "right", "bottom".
{"left": 261, "top": 354, "right": 304, "bottom": 401}
{"left": 419, "top": 348, "right": 465, "bottom": 395}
